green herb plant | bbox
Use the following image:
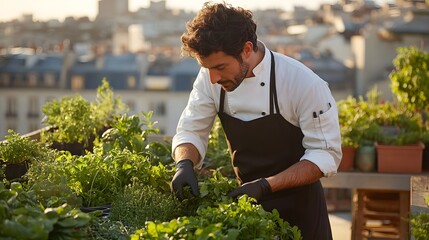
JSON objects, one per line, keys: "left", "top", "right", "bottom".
{"left": 338, "top": 86, "right": 425, "bottom": 146}
{"left": 109, "top": 182, "right": 184, "bottom": 229}
{"left": 410, "top": 195, "right": 429, "bottom": 240}
{"left": 41, "top": 80, "right": 126, "bottom": 147}
{"left": 0, "top": 129, "right": 48, "bottom": 164}
{"left": 390, "top": 46, "right": 429, "bottom": 113}
{"left": 0, "top": 182, "right": 93, "bottom": 240}
{"left": 133, "top": 196, "right": 301, "bottom": 240}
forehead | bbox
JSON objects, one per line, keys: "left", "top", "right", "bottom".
{"left": 198, "top": 51, "right": 236, "bottom": 69}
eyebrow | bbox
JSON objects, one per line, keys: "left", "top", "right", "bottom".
{"left": 212, "top": 63, "right": 225, "bottom": 69}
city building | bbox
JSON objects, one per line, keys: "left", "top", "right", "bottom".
{"left": 0, "top": 0, "right": 428, "bottom": 140}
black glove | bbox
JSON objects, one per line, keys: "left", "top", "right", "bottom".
{"left": 170, "top": 159, "right": 200, "bottom": 200}
{"left": 227, "top": 178, "right": 272, "bottom": 202}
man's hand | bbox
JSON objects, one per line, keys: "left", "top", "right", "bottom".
{"left": 227, "top": 178, "right": 272, "bottom": 202}
{"left": 170, "top": 159, "right": 200, "bottom": 200}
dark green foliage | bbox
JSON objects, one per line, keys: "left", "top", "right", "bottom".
{"left": 41, "top": 95, "right": 97, "bottom": 146}
{"left": 130, "top": 172, "right": 301, "bottom": 239}
{"left": 410, "top": 195, "right": 429, "bottom": 240}
{"left": 133, "top": 196, "right": 302, "bottom": 240}
{"left": 88, "top": 219, "right": 131, "bottom": 240}
{"left": 98, "top": 112, "right": 173, "bottom": 166}
{"left": 390, "top": 46, "right": 429, "bottom": 112}
{"left": 4, "top": 81, "right": 303, "bottom": 239}
{"left": 0, "top": 182, "right": 93, "bottom": 240}
{"left": 109, "top": 183, "right": 184, "bottom": 228}
{"left": 41, "top": 79, "right": 126, "bottom": 147}
{"left": 26, "top": 148, "right": 174, "bottom": 207}
{"left": 0, "top": 130, "right": 50, "bottom": 164}
{"left": 410, "top": 212, "right": 429, "bottom": 240}
{"left": 338, "top": 87, "right": 425, "bottom": 146}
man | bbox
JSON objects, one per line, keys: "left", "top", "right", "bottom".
{"left": 170, "top": 2, "right": 342, "bottom": 239}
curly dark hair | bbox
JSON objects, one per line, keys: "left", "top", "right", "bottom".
{"left": 181, "top": 2, "right": 258, "bottom": 60}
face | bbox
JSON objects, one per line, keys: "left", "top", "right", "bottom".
{"left": 198, "top": 51, "right": 249, "bottom": 92}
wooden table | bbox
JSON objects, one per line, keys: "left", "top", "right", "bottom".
{"left": 321, "top": 172, "right": 427, "bottom": 240}
{"left": 320, "top": 172, "right": 415, "bottom": 191}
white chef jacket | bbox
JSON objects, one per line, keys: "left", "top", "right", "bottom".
{"left": 172, "top": 44, "right": 342, "bottom": 177}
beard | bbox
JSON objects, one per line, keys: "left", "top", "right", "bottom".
{"left": 220, "top": 61, "right": 249, "bottom": 92}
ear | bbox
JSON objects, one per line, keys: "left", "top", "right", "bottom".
{"left": 241, "top": 41, "right": 254, "bottom": 59}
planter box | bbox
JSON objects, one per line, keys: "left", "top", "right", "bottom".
{"left": 0, "top": 161, "right": 29, "bottom": 181}
{"left": 375, "top": 142, "right": 424, "bottom": 173}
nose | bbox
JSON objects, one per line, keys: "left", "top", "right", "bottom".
{"left": 209, "top": 69, "right": 221, "bottom": 84}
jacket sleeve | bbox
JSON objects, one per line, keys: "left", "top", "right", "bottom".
{"left": 294, "top": 74, "right": 342, "bottom": 177}
{"left": 171, "top": 68, "right": 217, "bottom": 169}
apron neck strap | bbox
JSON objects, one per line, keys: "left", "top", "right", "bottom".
{"left": 219, "top": 50, "right": 280, "bottom": 115}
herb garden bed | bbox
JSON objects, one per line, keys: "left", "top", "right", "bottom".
{"left": 0, "top": 81, "right": 302, "bottom": 240}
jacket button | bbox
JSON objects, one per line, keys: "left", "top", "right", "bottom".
{"left": 260, "top": 82, "right": 265, "bottom": 86}
{"left": 261, "top": 112, "right": 266, "bottom": 115}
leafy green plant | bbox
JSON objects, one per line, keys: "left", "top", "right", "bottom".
{"left": 16, "top": 82, "right": 306, "bottom": 239}
{"left": 88, "top": 219, "right": 131, "bottom": 240}
{"left": 0, "top": 129, "right": 49, "bottom": 164}
{"left": 109, "top": 182, "right": 184, "bottom": 229}
{"left": 337, "top": 87, "right": 384, "bottom": 147}
{"left": 133, "top": 196, "right": 301, "bottom": 240}
{"left": 390, "top": 46, "right": 429, "bottom": 113}
{"left": 26, "top": 148, "right": 173, "bottom": 207}
{"left": 410, "top": 195, "right": 429, "bottom": 240}
{"left": 99, "top": 112, "right": 159, "bottom": 151}
{"left": 41, "top": 80, "right": 126, "bottom": 147}
{"left": 389, "top": 46, "right": 429, "bottom": 146}
{"left": 0, "top": 182, "right": 93, "bottom": 240}
{"left": 338, "top": 86, "right": 425, "bottom": 146}
{"left": 41, "top": 94, "right": 97, "bottom": 146}
{"left": 376, "top": 112, "right": 424, "bottom": 145}
{"left": 98, "top": 111, "right": 173, "bottom": 167}
{"left": 92, "top": 78, "right": 127, "bottom": 127}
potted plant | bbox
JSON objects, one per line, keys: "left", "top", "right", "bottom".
{"left": 337, "top": 96, "right": 361, "bottom": 171}
{"left": 337, "top": 87, "right": 383, "bottom": 172}
{"left": 40, "top": 80, "right": 126, "bottom": 155}
{"left": 390, "top": 46, "right": 429, "bottom": 171}
{"left": 0, "top": 130, "right": 48, "bottom": 181}
{"left": 372, "top": 105, "right": 425, "bottom": 173}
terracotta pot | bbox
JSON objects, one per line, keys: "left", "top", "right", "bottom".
{"left": 375, "top": 142, "right": 424, "bottom": 173}
{"left": 339, "top": 146, "right": 356, "bottom": 171}
{"left": 423, "top": 142, "right": 429, "bottom": 171}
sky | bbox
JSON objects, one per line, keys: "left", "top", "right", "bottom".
{"left": 0, "top": 0, "right": 391, "bottom": 22}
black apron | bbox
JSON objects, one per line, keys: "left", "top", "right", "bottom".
{"left": 217, "top": 51, "right": 332, "bottom": 239}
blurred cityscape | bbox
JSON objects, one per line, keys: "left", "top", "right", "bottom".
{"left": 0, "top": 0, "right": 428, "bottom": 139}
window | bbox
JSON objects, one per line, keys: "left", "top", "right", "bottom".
{"left": 28, "top": 73, "right": 38, "bottom": 87}
{"left": 6, "top": 123, "right": 17, "bottom": 133}
{"left": 126, "top": 100, "right": 136, "bottom": 112}
{"left": 127, "top": 75, "right": 137, "bottom": 89}
{"left": 6, "top": 97, "right": 17, "bottom": 117}
{"left": 28, "top": 96, "right": 39, "bottom": 118}
{"left": 150, "top": 101, "right": 166, "bottom": 116}
{"left": 0, "top": 73, "right": 10, "bottom": 86}
{"left": 71, "top": 75, "right": 84, "bottom": 90}
{"left": 28, "top": 121, "right": 39, "bottom": 132}
{"left": 44, "top": 73, "right": 56, "bottom": 87}
{"left": 15, "top": 73, "right": 24, "bottom": 86}
{"left": 45, "top": 96, "right": 55, "bottom": 104}
{"left": 158, "top": 128, "right": 165, "bottom": 135}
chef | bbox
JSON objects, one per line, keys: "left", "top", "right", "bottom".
{"left": 170, "top": 2, "right": 342, "bottom": 239}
